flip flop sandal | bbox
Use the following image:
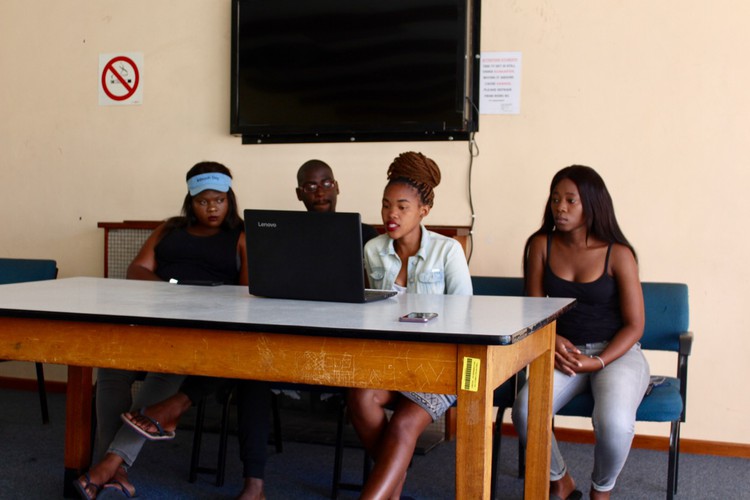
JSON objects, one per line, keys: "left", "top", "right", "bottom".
{"left": 99, "top": 479, "right": 136, "bottom": 499}
{"left": 73, "top": 472, "right": 102, "bottom": 500}
{"left": 120, "top": 407, "right": 176, "bottom": 441}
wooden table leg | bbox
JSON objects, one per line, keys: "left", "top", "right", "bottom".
{"left": 63, "top": 365, "right": 93, "bottom": 498}
{"left": 524, "top": 323, "right": 555, "bottom": 500}
{"left": 455, "top": 346, "right": 494, "bottom": 499}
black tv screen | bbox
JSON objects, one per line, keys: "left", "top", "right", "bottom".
{"left": 230, "top": 0, "right": 480, "bottom": 144}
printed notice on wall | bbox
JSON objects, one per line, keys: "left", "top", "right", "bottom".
{"left": 479, "top": 52, "right": 522, "bottom": 115}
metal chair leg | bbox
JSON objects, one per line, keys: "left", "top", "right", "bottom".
{"left": 667, "top": 419, "right": 681, "bottom": 499}
{"left": 35, "top": 362, "right": 49, "bottom": 424}
{"left": 490, "top": 412, "right": 502, "bottom": 499}
{"left": 189, "top": 391, "right": 235, "bottom": 486}
{"left": 189, "top": 399, "right": 207, "bottom": 483}
{"left": 271, "top": 391, "right": 283, "bottom": 453}
{"left": 215, "top": 390, "right": 233, "bottom": 487}
{"left": 331, "top": 397, "right": 346, "bottom": 499}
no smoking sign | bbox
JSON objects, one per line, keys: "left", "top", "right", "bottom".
{"left": 99, "top": 52, "right": 143, "bottom": 105}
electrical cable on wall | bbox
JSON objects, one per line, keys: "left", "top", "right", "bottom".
{"left": 466, "top": 131, "right": 479, "bottom": 264}
{"left": 465, "top": 96, "right": 480, "bottom": 264}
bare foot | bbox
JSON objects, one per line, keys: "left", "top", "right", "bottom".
{"left": 236, "top": 477, "right": 265, "bottom": 500}
{"left": 121, "top": 392, "right": 192, "bottom": 438}
{"left": 550, "top": 471, "right": 578, "bottom": 499}
{"left": 590, "top": 488, "right": 610, "bottom": 500}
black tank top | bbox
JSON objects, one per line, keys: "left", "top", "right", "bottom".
{"left": 154, "top": 226, "right": 242, "bottom": 285}
{"left": 543, "top": 236, "right": 623, "bottom": 345}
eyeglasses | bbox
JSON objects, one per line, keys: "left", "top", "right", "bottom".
{"left": 300, "top": 179, "right": 336, "bottom": 193}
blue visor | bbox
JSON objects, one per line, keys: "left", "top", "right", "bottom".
{"left": 187, "top": 173, "right": 232, "bottom": 196}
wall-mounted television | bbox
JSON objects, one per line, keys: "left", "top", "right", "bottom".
{"left": 230, "top": 0, "right": 480, "bottom": 144}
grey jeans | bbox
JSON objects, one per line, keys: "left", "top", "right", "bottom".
{"left": 511, "top": 342, "right": 650, "bottom": 492}
{"left": 95, "top": 368, "right": 186, "bottom": 467}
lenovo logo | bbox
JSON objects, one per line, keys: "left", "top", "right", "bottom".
{"left": 257, "top": 222, "right": 277, "bottom": 228}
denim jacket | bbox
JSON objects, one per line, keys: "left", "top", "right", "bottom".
{"left": 364, "top": 226, "right": 472, "bottom": 295}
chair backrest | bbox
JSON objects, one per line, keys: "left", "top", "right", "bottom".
{"left": 640, "top": 282, "right": 689, "bottom": 353}
{"left": 0, "top": 258, "right": 58, "bottom": 284}
{"left": 471, "top": 276, "right": 524, "bottom": 297}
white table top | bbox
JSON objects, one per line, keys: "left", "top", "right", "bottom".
{"left": 0, "top": 277, "right": 574, "bottom": 345}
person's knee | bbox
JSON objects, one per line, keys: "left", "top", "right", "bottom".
{"left": 96, "top": 369, "right": 137, "bottom": 388}
{"left": 347, "top": 388, "right": 381, "bottom": 417}
{"left": 346, "top": 388, "right": 365, "bottom": 410}
{"left": 593, "top": 412, "right": 635, "bottom": 446}
{"left": 387, "top": 412, "right": 427, "bottom": 446}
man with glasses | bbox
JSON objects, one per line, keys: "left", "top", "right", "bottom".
{"left": 296, "top": 159, "right": 379, "bottom": 243}
{"left": 287, "top": 159, "right": 381, "bottom": 474}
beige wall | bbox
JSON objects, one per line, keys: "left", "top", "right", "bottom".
{"left": 1, "top": 1, "right": 748, "bottom": 445}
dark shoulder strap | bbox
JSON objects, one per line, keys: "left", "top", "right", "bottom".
{"left": 603, "top": 243, "right": 614, "bottom": 273}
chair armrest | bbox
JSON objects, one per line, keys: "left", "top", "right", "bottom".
{"left": 677, "top": 331, "right": 692, "bottom": 422}
{"left": 679, "top": 331, "right": 693, "bottom": 356}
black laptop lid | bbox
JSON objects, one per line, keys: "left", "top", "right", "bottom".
{"left": 244, "top": 209, "right": 367, "bottom": 303}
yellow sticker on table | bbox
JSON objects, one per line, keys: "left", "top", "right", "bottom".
{"left": 461, "top": 357, "right": 480, "bottom": 392}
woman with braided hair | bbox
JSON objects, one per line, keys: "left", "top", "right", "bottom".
{"left": 347, "top": 151, "right": 472, "bottom": 499}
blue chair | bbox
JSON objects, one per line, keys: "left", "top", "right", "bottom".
{"left": 556, "top": 282, "right": 692, "bottom": 499}
{"left": 0, "top": 257, "right": 58, "bottom": 424}
{"left": 470, "top": 276, "right": 527, "bottom": 497}
{"left": 471, "top": 276, "right": 525, "bottom": 298}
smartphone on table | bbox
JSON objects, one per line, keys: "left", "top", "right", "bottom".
{"left": 399, "top": 312, "right": 438, "bottom": 323}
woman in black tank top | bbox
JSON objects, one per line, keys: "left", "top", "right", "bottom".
{"left": 77, "top": 163, "right": 268, "bottom": 500}
{"left": 512, "top": 166, "right": 650, "bottom": 500}
{"left": 128, "top": 162, "right": 246, "bottom": 284}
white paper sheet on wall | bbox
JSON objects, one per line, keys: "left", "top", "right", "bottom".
{"left": 479, "top": 51, "right": 522, "bottom": 115}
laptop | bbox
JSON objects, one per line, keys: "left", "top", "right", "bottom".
{"left": 244, "top": 209, "right": 397, "bottom": 303}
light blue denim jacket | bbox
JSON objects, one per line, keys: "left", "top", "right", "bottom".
{"left": 364, "top": 226, "right": 472, "bottom": 295}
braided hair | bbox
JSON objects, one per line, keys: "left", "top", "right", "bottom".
{"left": 386, "top": 152, "right": 441, "bottom": 207}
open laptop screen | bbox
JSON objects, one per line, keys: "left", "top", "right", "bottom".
{"left": 244, "top": 209, "right": 371, "bottom": 303}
